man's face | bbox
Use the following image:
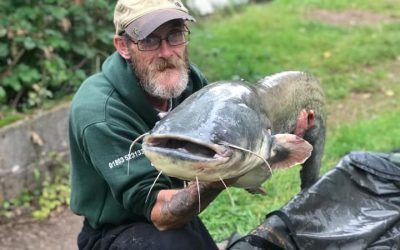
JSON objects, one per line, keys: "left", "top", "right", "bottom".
{"left": 126, "top": 21, "right": 189, "bottom": 100}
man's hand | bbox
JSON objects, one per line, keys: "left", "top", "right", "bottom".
{"left": 150, "top": 178, "right": 235, "bottom": 231}
{"left": 293, "top": 109, "right": 315, "bottom": 138}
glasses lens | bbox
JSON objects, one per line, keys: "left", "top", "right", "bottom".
{"left": 138, "top": 36, "right": 160, "bottom": 51}
{"left": 168, "top": 31, "right": 188, "bottom": 46}
{"left": 137, "top": 30, "right": 190, "bottom": 51}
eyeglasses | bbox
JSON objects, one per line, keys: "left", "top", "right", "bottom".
{"left": 123, "top": 30, "right": 190, "bottom": 51}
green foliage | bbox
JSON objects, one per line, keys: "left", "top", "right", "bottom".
{"left": 0, "top": 189, "right": 33, "bottom": 219}
{"left": 0, "top": 0, "right": 115, "bottom": 111}
{"left": 31, "top": 178, "right": 70, "bottom": 220}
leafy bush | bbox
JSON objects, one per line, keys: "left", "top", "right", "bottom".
{"left": 0, "top": 0, "right": 115, "bottom": 110}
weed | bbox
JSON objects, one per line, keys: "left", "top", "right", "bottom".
{"left": 31, "top": 153, "right": 70, "bottom": 220}
{"left": 0, "top": 152, "right": 71, "bottom": 222}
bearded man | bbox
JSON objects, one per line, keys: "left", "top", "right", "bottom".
{"left": 68, "top": 0, "right": 231, "bottom": 249}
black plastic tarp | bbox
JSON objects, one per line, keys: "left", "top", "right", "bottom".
{"left": 228, "top": 151, "right": 400, "bottom": 250}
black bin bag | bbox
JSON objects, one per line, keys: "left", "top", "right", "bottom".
{"left": 228, "top": 151, "right": 400, "bottom": 250}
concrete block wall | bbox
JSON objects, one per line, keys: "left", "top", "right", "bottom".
{"left": 0, "top": 103, "right": 70, "bottom": 202}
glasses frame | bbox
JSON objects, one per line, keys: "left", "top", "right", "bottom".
{"left": 121, "top": 28, "right": 190, "bottom": 51}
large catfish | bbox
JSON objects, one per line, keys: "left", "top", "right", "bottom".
{"left": 141, "top": 71, "right": 326, "bottom": 193}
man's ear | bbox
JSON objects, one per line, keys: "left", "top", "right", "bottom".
{"left": 114, "top": 34, "right": 131, "bottom": 60}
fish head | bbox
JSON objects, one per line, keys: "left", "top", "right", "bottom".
{"left": 142, "top": 81, "right": 270, "bottom": 182}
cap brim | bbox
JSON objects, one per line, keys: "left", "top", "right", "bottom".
{"left": 125, "top": 9, "right": 195, "bottom": 41}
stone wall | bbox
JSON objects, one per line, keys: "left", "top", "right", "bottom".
{"left": 0, "top": 103, "right": 70, "bottom": 201}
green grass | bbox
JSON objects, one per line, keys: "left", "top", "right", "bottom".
{"left": 0, "top": 113, "right": 22, "bottom": 127}
{"left": 0, "top": 94, "right": 72, "bottom": 128}
{"left": 280, "top": 0, "right": 400, "bottom": 13}
{"left": 192, "top": 0, "right": 400, "bottom": 241}
{"left": 189, "top": 0, "right": 400, "bottom": 99}
{"left": 324, "top": 111, "right": 400, "bottom": 164}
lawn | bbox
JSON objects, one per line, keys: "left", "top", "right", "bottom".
{"left": 190, "top": 0, "right": 400, "bottom": 241}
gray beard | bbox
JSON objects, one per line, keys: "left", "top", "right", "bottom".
{"left": 130, "top": 51, "right": 189, "bottom": 100}
{"left": 139, "top": 68, "right": 189, "bottom": 99}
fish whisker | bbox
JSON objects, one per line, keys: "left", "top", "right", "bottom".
{"left": 145, "top": 170, "right": 163, "bottom": 204}
{"left": 196, "top": 176, "right": 201, "bottom": 214}
{"left": 219, "top": 176, "right": 235, "bottom": 208}
{"left": 219, "top": 142, "right": 273, "bottom": 175}
{"left": 127, "top": 132, "right": 150, "bottom": 175}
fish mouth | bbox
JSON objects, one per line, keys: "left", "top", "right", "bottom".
{"left": 142, "top": 135, "right": 232, "bottom": 163}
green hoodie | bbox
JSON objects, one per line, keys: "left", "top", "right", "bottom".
{"left": 69, "top": 52, "right": 207, "bottom": 229}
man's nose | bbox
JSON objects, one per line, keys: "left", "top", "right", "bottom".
{"left": 158, "top": 40, "right": 174, "bottom": 58}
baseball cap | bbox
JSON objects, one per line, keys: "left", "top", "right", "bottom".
{"left": 114, "top": 0, "right": 196, "bottom": 41}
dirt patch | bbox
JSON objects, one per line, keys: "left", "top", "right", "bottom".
{"left": 327, "top": 88, "right": 398, "bottom": 129}
{"left": 0, "top": 206, "right": 229, "bottom": 250}
{"left": 0, "top": 208, "right": 82, "bottom": 250}
{"left": 327, "top": 59, "right": 400, "bottom": 128}
{"left": 307, "top": 9, "right": 400, "bottom": 26}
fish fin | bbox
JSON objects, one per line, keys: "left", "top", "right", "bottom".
{"left": 245, "top": 187, "right": 267, "bottom": 196}
{"left": 269, "top": 134, "right": 313, "bottom": 169}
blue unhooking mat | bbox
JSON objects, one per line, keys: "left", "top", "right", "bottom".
{"left": 228, "top": 151, "right": 400, "bottom": 250}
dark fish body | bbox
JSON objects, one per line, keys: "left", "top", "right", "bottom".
{"left": 142, "top": 71, "right": 325, "bottom": 191}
